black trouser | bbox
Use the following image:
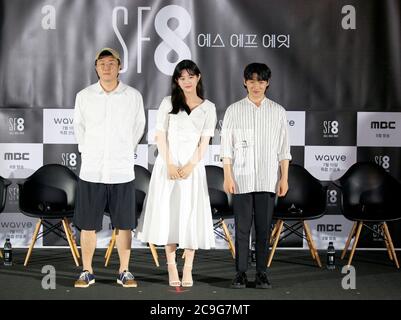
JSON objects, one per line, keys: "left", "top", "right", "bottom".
{"left": 233, "top": 192, "right": 275, "bottom": 273}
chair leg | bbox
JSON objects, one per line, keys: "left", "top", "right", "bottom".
{"left": 24, "top": 219, "right": 42, "bottom": 266}
{"left": 62, "top": 219, "right": 79, "bottom": 267}
{"left": 303, "top": 221, "right": 322, "bottom": 267}
{"left": 149, "top": 243, "right": 160, "bottom": 267}
{"left": 105, "top": 234, "right": 113, "bottom": 258}
{"left": 341, "top": 222, "right": 357, "bottom": 260}
{"left": 303, "top": 222, "right": 316, "bottom": 260}
{"left": 381, "top": 224, "right": 393, "bottom": 261}
{"left": 382, "top": 223, "right": 400, "bottom": 269}
{"left": 267, "top": 220, "right": 284, "bottom": 267}
{"left": 270, "top": 222, "right": 279, "bottom": 245}
{"left": 104, "top": 229, "right": 116, "bottom": 259}
{"left": 347, "top": 221, "right": 363, "bottom": 267}
{"left": 221, "top": 219, "right": 235, "bottom": 259}
{"left": 69, "top": 224, "right": 81, "bottom": 260}
{"left": 105, "top": 229, "right": 117, "bottom": 267}
{"left": 64, "top": 218, "right": 80, "bottom": 259}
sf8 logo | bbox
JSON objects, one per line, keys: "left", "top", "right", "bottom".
{"left": 154, "top": 5, "right": 192, "bottom": 75}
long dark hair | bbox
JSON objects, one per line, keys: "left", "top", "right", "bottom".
{"left": 170, "top": 60, "right": 204, "bottom": 115}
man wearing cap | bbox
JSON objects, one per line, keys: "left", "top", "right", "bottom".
{"left": 73, "top": 48, "right": 145, "bottom": 288}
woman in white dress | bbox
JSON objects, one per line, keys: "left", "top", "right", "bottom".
{"left": 137, "top": 60, "right": 217, "bottom": 287}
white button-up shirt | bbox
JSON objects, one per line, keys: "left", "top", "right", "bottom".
{"left": 220, "top": 97, "right": 292, "bottom": 194}
{"left": 74, "top": 81, "right": 146, "bottom": 184}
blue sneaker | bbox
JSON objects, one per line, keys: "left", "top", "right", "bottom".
{"left": 117, "top": 270, "right": 137, "bottom": 288}
{"left": 74, "top": 270, "right": 95, "bottom": 288}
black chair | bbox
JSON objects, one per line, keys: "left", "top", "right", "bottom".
{"left": 0, "top": 176, "right": 12, "bottom": 260}
{"left": 268, "top": 164, "right": 327, "bottom": 267}
{"left": 205, "top": 165, "right": 235, "bottom": 258}
{"left": 335, "top": 162, "right": 401, "bottom": 268}
{"left": 104, "top": 165, "right": 159, "bottom": 266}
{"left": 18, "top": 164, "right": 80, "bottom": 266}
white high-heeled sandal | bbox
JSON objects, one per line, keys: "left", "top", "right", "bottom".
{"left": 167, "top": 262, "right": 181, "bottom": 287}
{"left": 181, "top": 264, "right": 193, "bottom": 287}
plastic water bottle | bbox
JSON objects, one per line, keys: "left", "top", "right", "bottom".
{"left": 326, "top": 241, "right": 335, "bottom": 270}
{"left": 251, "top": 241, "right": 256, "bottom": 266}
{"left": 3, "top": 238, "right": 13, "bottom": 266}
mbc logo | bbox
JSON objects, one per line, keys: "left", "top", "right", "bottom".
{"left": 315, "top": 154, "right": 346, "bottom": 161}
{"left": 370, "top": 121, "right": 396, "bottom": 129}
{"left": 317, "top": 224, "right": 342, "bottom": 232}
{"left": 4, "top": 152, "right": 30, "bottom": 160}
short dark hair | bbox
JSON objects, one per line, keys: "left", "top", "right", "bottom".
{"left": 243, "top": 63, "right": 271, "bottom": 81}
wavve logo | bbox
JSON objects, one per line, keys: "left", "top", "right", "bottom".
{"left": 315, "top": 154, "right": 346, "bottom": 161}
{"left": 54, "top": 117, "right": 73, "bottom": 125}
{"left": 0, "top": 221, "right": 33, "bottom": 228}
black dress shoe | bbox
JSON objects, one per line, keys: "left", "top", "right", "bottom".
{"left": 230, "top": 272, "right": 248, "bottom": 289}
{"left": 255, "top": 272, "right": 272, "bottom": 289}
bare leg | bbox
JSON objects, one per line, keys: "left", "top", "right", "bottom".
{"left": 81, "top": 230, "right": 96, "bottom": 274}
{"left": 116, "top": 229, "right": 132, "bottom": 273}
{"left": 165, "top": 244, "right": 180, "bottom": 286}
{"left": 182, "top": 249, "right": 195, "bottom": 287}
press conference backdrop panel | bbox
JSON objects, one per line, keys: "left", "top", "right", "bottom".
{"left": 0, "top": 0, "right": 400, "bottom": 249}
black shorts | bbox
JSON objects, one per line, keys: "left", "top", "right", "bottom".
{"left": 73, "top": 178, "right": 136, "bottom": 232}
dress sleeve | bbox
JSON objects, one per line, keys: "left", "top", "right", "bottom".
{"left": 201, "top": 104, "right": 217, "bottom": 137}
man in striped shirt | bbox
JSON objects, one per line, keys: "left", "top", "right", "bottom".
{"left": 220, "top": 62, "right": 291, "bottom": 289}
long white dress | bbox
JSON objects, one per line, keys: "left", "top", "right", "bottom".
{"left": 136, "top": 96, "right": 217, "bottom": 249}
